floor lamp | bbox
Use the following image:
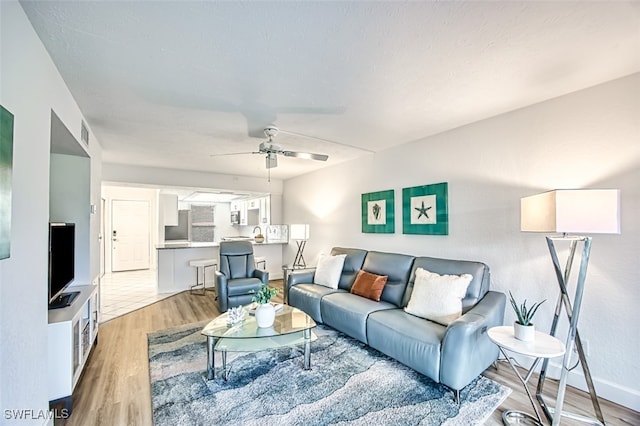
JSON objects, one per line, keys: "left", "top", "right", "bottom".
{"left": 290, "top": 224, "right": 309, "bottom": 268}
{"left": 521, "top": 189, "right": 620, "bottom": 426}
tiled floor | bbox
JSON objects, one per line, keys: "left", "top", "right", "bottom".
{"left": 100, "top": 269, "right": 179, "bottom": 323}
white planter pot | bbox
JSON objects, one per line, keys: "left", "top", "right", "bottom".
{"left": 514, "top": 322, "right": 535, "bottom": 342}
{"left": 255, "top": 303, "right": 276, "bottom": 328}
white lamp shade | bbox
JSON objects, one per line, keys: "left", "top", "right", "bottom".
{"left": 521, "top": 189, "right": 620, "bottom": 234}
{"left": 290, "top": 224, "right": 310, "bottom": 240}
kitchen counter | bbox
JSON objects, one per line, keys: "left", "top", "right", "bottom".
{"left": 156, "top": 240, "right": 285, "bottom": 293}
{"left": 156, "top": 240, "right": 287, "bottom": 249}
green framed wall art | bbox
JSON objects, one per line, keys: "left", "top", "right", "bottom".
{"left": 402, "top": 182, "right": 448, "bottom": 235}
{"left": 0, "top": 105, "right": 14, "bottom": 259}
{"left": 361, "top": 190, "right": 395, "bottom": 233}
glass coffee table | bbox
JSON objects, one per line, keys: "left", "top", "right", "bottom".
{"left": 201, "top": 305, "right": 317, "bottom": 380}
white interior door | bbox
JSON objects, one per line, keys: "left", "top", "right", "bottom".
{"left": 111, "top": 199, "right": 150, "bottom": 272}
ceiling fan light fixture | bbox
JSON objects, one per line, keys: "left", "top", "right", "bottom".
{"left": 266, "top": 152, "right": 278, "bottom": 169}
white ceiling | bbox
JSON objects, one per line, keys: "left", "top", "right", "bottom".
{"left": 21, "top": 1, "right": 640, "bottom": 180}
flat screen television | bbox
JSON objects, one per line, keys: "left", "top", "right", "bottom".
{"left": 48, "top": 222, "right": 79, "bottom": 310}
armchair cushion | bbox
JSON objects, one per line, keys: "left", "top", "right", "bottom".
{"left": 227, "top": 277, "right": 263, "bottom": 296}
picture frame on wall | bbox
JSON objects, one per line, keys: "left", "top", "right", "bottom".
{"left": 402, "top": 182, "right": 448, "bottom": 235}
{"left": 361, "top": 190, "right": 395, "bottom": 234}
{"left": 0, "top": 105, "right": 15, "bottom": 259}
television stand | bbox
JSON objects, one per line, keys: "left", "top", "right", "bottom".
{"left": 48, "top": 285, "right": 99, "bottom": 414}
{"left": 49, "top": 291, "right": 80, "bottom": 310}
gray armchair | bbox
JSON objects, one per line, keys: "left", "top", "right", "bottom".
{"left": 215, "top": 241, "right": 269, "bottom": 312}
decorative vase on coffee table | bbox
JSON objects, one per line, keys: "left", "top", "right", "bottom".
{"left": 255, "top": 303, "right": 275, "bottom": 328}
{"left": 514, "top": 322, "right": 535, "bottom": 342}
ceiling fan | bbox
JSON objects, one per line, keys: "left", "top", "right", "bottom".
{"left": 211, "top": 126, "right": 329, "bottom": 170}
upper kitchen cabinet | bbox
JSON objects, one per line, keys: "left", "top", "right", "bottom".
{"left": 246, "top": 195, "right": 271, "bottom": 226}
{"left": 160, "top": 194, "right": 179, "bottom": 226}
{"left": 260, "top": 195, "right": 270, "bottom": 225}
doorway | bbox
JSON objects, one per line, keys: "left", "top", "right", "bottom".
{"left": 100, "top": 197, "right": 105, "bottom": 278}
{"left": 111, "top": 199, "right": 150, "bottom": 272}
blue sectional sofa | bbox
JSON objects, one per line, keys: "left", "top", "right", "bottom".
{"left": 287, "top": 247, "right": 506, "bottom": 402}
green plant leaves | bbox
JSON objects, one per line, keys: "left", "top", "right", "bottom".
{"left": 509, "top": 291, "right": 545, "bottom": 326}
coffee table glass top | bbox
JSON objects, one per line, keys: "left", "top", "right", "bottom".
{"left": 201, "top": 304, "right": 316, "bottom": 340}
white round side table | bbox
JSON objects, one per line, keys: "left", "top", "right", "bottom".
{"left": 488, "top": 326, "right": 565, "bottom": 426}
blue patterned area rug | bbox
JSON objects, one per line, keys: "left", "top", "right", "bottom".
{"left": 148, "top": 321, "right": 510, "bottom": 425}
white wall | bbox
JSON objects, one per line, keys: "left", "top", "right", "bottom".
{"left": 50, "top": 154, "right": 91, "bottom": 285}
{"left": 102, "top": 163, "right": 284, "bottom": 195}
{"left": 0, "top": 3, "right": 102, "bottom": 423}
{"left": 282, "top": 73, "right": 640, "bottom": 409}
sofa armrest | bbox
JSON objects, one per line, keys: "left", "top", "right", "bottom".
{"left": 439, "top": 291, "right": 506, "bottom": 391}
{"left": 288, "top": 270, "right": 315, "bottom": 288}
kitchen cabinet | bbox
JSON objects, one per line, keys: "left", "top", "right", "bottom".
{"left": 260, "top": 195, "right": 270, "bottom": 225}
{"left": 245, "top": 196, "right": 270, "bottom": 226}
{"left": 230, "top": 200, "right": 247, "bottom": 225}
{"left": 240, "top": 202, "right": 248, "bottom": 226}
{"left": 247, "top": 198, "right": 260, "bottom": 210}
{"left": 231, "top": 196, "right": 271, "bottom": 226}
{"left": 160, "top": 194, "right": 179, "bottom": 226}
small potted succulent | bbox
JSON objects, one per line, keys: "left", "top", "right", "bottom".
{"left": 251, "top": 284, "right": 279, "bottom": 328}
{"left": 509, "top": 291, "right": 545, "bottom": 342}
{"left": 254, "top": 233, "right": 265, "bottom": 243}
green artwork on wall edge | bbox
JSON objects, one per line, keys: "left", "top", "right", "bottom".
{"left": 0, "top": 105, "right": 14, "bottom": 259}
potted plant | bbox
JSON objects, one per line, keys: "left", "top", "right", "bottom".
{"left": 509, "top": 291, "right": 545, "bottom": 342}
{"left": 254, "top": 233, "right": 265, "bottom": 243}
{"left": 251, "top": 284, "right": 279, "bottom": 328}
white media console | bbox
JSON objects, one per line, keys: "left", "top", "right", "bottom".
{"left": 48, "top": 285, "right": 99, "bottom": 412}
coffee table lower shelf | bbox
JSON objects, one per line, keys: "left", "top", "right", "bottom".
{"left": 206, "top": 329, "right": 317, "bottom": 380}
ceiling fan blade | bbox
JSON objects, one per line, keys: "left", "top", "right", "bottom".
{"left": 282, "top": 150, "right": 329, "bottom": 161}
{"left": 278, "top": 129, "right": 375, "bottom": 153}
{"left": 209, "top": 151, "right": 260, "bottom": 157}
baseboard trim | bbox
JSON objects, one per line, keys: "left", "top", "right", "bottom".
{"left": 546, "top": 361, "right": 640, "bottom": 412}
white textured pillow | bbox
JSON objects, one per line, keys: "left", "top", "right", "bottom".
{"left": 404, "top": 268, "right": 473, "bottom": 325}
{"left": 313, "top": 254, "right": 347, "bottom": 289}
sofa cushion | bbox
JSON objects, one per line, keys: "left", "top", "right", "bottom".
{"left": 288, "top": 283, "right": 344, "bottom": 324}
{"left": 350, "top": 270, "right": 388, "bottom": 301}
{"left": 321, "top": 292, "right": 396, "bottom": 344}
{"left": 361, "top": 251, "right": 415, "bottom": 307}
{"left": 403, "top": 257, "right": 490, "bottom": 311}
{"left": 330, "top": 247, "right": 368, "bottom": 290}
{"left": 404, "top": 268, "right": 472, "bottom": 326}
{"left": 313, "top": 253, "right": 347, "bottom": 289}
{"left": 367, "top": 309, "right": 445, "bottom": 382}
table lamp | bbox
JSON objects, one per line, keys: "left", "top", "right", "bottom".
{"left": 520, "top": 189, "right": 620, "bottom": 426}
{"left": 290, "top": 224, "right": 310, "bottom": 268}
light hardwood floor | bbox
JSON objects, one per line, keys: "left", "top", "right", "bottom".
{"left": 58, "top": 281, "right": 640, "bottom": 425}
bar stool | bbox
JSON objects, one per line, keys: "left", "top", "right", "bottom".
{"left": 255, "top": 256, "right": 267, "bottom": 270}
{"left": 189, "top": 258, "right": 218, "bottom": 296}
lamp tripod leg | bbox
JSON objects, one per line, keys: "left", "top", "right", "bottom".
{"left": 537, "top": 237, "right": 605, "bottom": 426}
{"left": 293, "top": 240, "right": 306, "bottom": 268}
